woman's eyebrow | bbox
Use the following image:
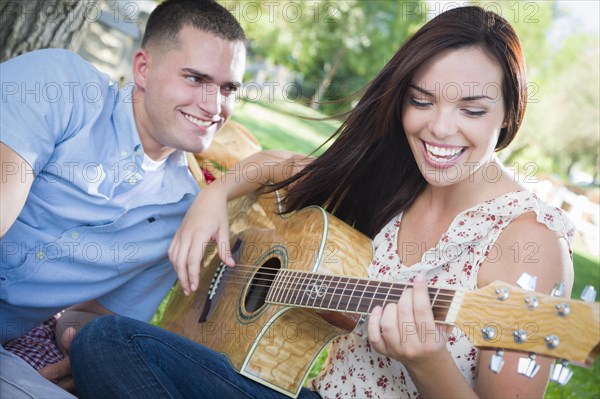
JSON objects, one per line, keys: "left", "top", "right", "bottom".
{"left": 409, "top": 84, "right": 494, "bottom": 101}
{"left": 408, "top": 84, "right": 434, "bottom": 96}
{"left": 461, "top": 94, "right": 494, "bottom": 101}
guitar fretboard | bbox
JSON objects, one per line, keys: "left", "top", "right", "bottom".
{"left": 266, "top": 269, "right": 455, "bottom": 321}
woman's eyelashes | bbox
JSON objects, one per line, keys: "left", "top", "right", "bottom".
{"left": 408, "top": 96, "right": 488, "bottom": 118}
{"left": 462, "top": 108, "right": 487, "bottom": 117}
{"left": 408, "top": 97, "right": 432, "bottom": 108}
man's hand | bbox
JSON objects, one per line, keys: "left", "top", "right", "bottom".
{"left": 40, "top": 301, "right": 113, "bottom": 392}
{"left": 38, "top": 326, "right": 76, "bottom": 393}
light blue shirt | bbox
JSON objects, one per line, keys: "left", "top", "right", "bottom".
{"left": 0, "top": 49, "right": 199, "bottom": 343}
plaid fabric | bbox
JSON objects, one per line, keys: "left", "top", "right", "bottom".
{"left": 3, "top": 314, "right": 65, "bottom": 370}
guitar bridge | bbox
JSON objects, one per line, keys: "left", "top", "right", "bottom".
{"left": 198, "top": 263, "right": 226, "bottom": 323}
{"left": 208, "top": 263, "right": 227, "bottom": 300}
{"left": 198, "top": 238, "right": 243, "bottom": 323}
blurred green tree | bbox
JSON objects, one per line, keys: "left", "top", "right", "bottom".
{"left": 226, "top": 0, "right": 598, "bottom": 179}
{"left": 222, "top": 0, "right": 424, "bottom": 112}
{"left": 496, "top": 1, "right": 600, "bottom": 180}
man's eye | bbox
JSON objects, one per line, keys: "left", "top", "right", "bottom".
{"left": 221, "top": 85, "right": 239, "bottom": 94}
{"left": 186, "top": 75, "right": 202, "bottom": 83}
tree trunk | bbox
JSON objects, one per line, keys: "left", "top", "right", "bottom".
{"left": 309, "top": 46, "right": 347, "bottom": 110}
{"left": 566, "top": 158, "right": 577, "bottom": 178}
{"left": 1, "top": 0, "right": 92, "bottom": 62}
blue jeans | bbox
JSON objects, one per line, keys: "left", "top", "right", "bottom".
{"left": 71, "top": 316, "right": 323, "bottom": 399}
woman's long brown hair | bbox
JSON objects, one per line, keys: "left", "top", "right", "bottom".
{"left": 273, "top": 6, "right": 528, "bottom": 238}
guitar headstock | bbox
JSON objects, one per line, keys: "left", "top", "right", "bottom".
{"left": 453, "top": 280, "right": 599, "bottom": 373}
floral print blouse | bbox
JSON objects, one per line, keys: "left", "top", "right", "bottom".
{"left": 310, "top": 190, "right": 575, "bottom": 398}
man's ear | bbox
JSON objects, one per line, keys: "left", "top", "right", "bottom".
{"left": 133, "top": 49, "right": 150, "bottom": 90}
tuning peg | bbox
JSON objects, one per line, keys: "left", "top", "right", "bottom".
{"left": 495, "top": 287, "right": 509, "bottom": 300}
{"left": 550, "top": 282, "right": 566, "bottom": 297}
{"left": 580, "top": 285, "right": 597, "bottom": 302}
{"left": 555, "top": 303, "right": 571, "bottom": 317}
{"left": 517, "top": 273, "right": 537, "bottom": 291}
{"left": 513, "top": 329, "right": 528, "bottom": 344}
{"left": 481, "top": 326, "right": 497, "bottom": 341}
{"left": 550, "top": 361, "right": 573, "bottom": 385}
{"left": 524, "top": 295, "right": 539, "bottom": 310}
{"left": 489, "top": 350, "right": 505, "bottom": 374}
{"left": 518, "top": 354, "right": 540, "bottom": 378}
{"left": 545, "top": 335, "right": 560, "bottom": 349}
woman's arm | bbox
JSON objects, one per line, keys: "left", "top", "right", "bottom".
{"left": 368, "top": 272, "right": 479, "bottom": 398}
{"left": 168, "top": 150, "right": 311, "bottom": 295}
{"left": 367, "top": 211, "right": 573, "bottom": 398}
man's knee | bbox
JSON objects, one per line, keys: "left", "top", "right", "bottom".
{"left": 71, "top": 315, "right": 119, "bottom": 362}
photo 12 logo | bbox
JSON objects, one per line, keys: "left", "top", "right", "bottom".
{"left": 220, "top": 1, "right": 341, "bottom": 24}
{"left": 1, "top": 1, "right": 141, "bottom": 25}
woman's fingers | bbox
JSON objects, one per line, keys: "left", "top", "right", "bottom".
{"left": 367, "top": 305, "right": 385, "bottom": 352}
{"left": 368, "top": 273, "right": 450, "bottom": 360}
{"left": 411, "top": 272, "right": 434, "bottom": 327}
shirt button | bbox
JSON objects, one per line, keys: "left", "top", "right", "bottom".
{"left": 71, "top": 232, "right": 79, "bottom": 239}
{"left": 36, "top": 251, "right": 45, "bottom": 259}
{"left": 135, "top": 147, "right": 143, "bottom": 156}
{"left": 128, "top": 178, "right": 138, "bottom": 185}
{"left": 121, "top": 151, "right": 128, "bottom": 157}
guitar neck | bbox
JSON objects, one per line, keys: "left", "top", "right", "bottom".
{"left": 266, "top": 269, "right": 457, "bottom": 321}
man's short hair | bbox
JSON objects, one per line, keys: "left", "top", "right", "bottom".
{"left": 142, "top": 0, "right": 245, "bottom": 49}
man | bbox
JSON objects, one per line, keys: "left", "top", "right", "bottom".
{"left": 0, "top": 0, "right": 246, "bottom": 397}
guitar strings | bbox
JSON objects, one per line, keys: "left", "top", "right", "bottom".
{"left": 185, "top": 271, "right": 534, "bottom": 315}
{"left": 205, "top": 263, "right": 525, "bottom": 305}
{"left": 195, "top": 270, "right": 456, "bottom": 310}
{"left": 186, "top": 263, "right": 550, "bottom": 311}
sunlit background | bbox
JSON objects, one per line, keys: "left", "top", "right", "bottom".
{"left": 2, "top": 1, "right": 598, "bottom": 397}
{"left": 70, "top": 1, "right": 600, "bottom": 396}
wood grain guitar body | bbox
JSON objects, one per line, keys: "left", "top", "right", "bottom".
{"left": 161, "top": 192, "right": 600, "bottom": 397}
{"left": 161, "top": 192, "right": 374, "bottom": 397}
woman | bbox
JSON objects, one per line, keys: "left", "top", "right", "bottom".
{"left": 71, "top": 6, "right": 574, "bottom": 398}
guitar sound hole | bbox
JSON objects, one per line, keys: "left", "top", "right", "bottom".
{"left": 244, "top": 258, "right": 281, "bottom": 313}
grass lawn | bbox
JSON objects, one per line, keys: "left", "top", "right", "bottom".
{"left": 230, "top": 99, "right": 340, "bottom": 154}
{"left": 545, "top": 249, "right": 600, "bottom": 399}
{"left": 157, "top": 100, "right": 600, "bottom": 397}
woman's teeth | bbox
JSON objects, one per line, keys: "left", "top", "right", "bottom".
{"left": 424, "top": 142, "right": 465, "bottom": 162}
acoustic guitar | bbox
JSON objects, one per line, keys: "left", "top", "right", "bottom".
{"left": 160, "top": 192, "right": 600, "bottom": 398}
